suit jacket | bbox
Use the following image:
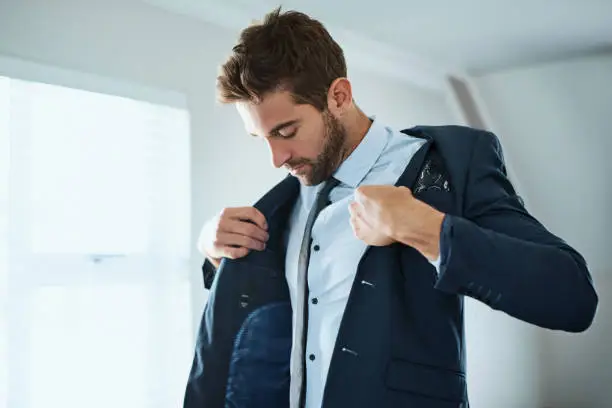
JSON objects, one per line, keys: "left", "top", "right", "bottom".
{"left": 184, "top": 125, "right": 598, "bottom": 408}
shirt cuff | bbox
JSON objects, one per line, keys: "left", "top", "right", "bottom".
{"left": 429, "top": 254, "right": 441, "bottom": 274}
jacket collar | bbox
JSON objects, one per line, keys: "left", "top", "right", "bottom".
{"left": 395, "top": 126, "right": 433, "bottom": 188}
{"left": 252, "top": 174, "right": 300, "bottom": 219}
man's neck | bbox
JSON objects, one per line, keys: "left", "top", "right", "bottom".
{"left": 341, "top": 108, "right": 372, "bottom": 162}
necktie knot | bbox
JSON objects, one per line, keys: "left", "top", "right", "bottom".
{"left": 315, "top": 177, "right": 340, "bottom": 209}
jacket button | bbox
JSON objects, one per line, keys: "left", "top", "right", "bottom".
{"left": 311, "top": 298, "right": 318, "bottom": 305}
{"left": 309, "top": 354, "right": 316, "bottom": 361}
{"left": 313, "top": 244, "right": 320, "bottom": 251}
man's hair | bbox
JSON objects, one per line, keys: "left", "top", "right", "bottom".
{"left": 217, "top": 7, "right": 347, "bottom": 111}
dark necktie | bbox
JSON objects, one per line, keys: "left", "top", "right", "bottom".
{"left": 290, "top": 177, "right": 340, "bottom": 408}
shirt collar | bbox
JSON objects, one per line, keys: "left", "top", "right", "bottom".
{"left": 299, "top": 116, "right": 389, "bottom": 210}
{"left": 332, "top": 116, "right": 389, "bottom": 188}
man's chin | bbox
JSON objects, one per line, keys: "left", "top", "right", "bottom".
{"left": 297, "top": 173, "right": 330, "bottom": 186}
{"left": 289, "top": 164, "right": 329, "bottom": 186}
{"left": 296, "top": 174, "right": 315, "bottom": 186}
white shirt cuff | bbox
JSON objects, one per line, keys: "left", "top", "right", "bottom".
{"left": 429, "top": 255, "right": 441, "bottom": 275}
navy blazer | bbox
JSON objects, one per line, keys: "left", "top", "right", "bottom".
{"left": 184, "top": 125, "right": 598, "bottom": 408}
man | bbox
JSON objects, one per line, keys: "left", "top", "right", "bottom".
{"left": 184, "top": 8, "right": 598, "bottom": 408}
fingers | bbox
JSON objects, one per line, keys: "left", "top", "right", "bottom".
{"left": 349, "top": 201, "right": 366, "bottom": 239}
{"left": 223, "top": 207, "right": 268, "bottom": 230}
{"left": 349, "top": 201, "right": 369, "bottom": 225}
{"left": 353, "top": 187, "right": 375, "bottom": 215}
{"left": 215, "top": 231, "right": 266, "bottom": 252}
{"left": 224, "top": 246, "right": 250, "bottom": 260}
{"left": 202, "top": 207, "right": 269, "bottom": 261}
{"left": 218, "top": 218, "right": 269, "bottom": 244}
{"left": 349, "top": 213, "right": 362, "bottom": 239}
{"left": 353, "top": 187, "right": 366, "bottom": 205}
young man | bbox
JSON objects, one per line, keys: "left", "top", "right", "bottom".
{"left": 184, "top": 8, "right": 598, "bottom": 408}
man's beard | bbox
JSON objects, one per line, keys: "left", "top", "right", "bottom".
{"left": 298, "top": 111, "right": 347, "bottom": 186}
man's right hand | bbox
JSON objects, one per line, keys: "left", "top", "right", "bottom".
{"left": 197, "top": 207, "right": 269, "bottom": 268}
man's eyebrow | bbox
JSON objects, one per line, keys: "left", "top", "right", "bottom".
{"left": 250, "top": 119, "right": 300, "bottom": 138}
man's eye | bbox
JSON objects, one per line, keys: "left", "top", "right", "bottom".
{"left": 280, "top": 129, "right": 297, "bottom": 139}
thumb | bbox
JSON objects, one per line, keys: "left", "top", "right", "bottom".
{"left": 354, "top": 186, "right": 369, "bottom": 204}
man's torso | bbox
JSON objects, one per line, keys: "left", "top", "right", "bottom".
{"left": 285, "top": 118, "right": 425, "bottom": 408}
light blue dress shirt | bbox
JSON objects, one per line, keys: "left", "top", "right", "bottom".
{"left": 285, "top": 117, "right": 441, "bottom": 408}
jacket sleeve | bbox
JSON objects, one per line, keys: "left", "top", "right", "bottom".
{"left": 435, "top": 131, "right": 598, "bottom": 332}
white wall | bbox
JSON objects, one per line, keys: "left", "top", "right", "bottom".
{"left": 463, "top": 301, "right": 543, "bottom": 408}
{"left": 349, "top": 67, "right": 457, "bottom": 128}
{"left": 473, "top": 54, "right": 612, "bottom": 408}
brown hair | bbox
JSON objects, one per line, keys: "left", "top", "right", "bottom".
{"left": 217, "top": 7, "right": 347, "bottom": 111}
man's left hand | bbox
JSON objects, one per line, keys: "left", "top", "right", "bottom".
{"left": 348, "top": 185, "right": 445, "bottom": 261}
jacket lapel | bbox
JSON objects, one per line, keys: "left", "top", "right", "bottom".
{"left": 395, "top": 126, "right": 433, "bottom": 188}
{"left": 237, "top": 175, "right": 300, "bottom": 272}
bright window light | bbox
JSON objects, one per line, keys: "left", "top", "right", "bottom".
{"left": 1, "top": 73, "right": 193, "bottom": 408}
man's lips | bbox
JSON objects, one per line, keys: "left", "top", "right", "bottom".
{"left": 289, "top": 163, "right": 308, "bottom": 174}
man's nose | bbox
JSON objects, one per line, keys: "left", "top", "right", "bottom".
{"left": 267, "top": 140, "right": 291, "bottom": 169}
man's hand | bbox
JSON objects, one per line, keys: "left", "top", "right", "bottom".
{"left": 348, "top": 198, "right": 396, "bottom": 247}
{"left": 349, "top": 185, "right": 445, "bottom": 261}
{"left": 197, "top": 207, "right": 269, "bottom": 268}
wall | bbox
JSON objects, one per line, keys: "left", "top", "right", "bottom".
{"left": 464, "top": 301, "right": 543, "bottom": 407}
{"left": 473, "top": 54, "right": 612, "bottom": 408}
{"left": 349, "top": 67, "right": 457, "bottom": 128}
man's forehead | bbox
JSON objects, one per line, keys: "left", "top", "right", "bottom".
{"left": 236, "top": 91, "right": 297, "bottom": 135}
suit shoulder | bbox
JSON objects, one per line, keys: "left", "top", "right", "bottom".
{"left": 404, "top": 125, "right": 487, "bottom": 156}
{"left": 407, "top": 125, "right": 505, "bottom": 156}
{"left": 405, "top": 125, "right": 491, "bottom": 141}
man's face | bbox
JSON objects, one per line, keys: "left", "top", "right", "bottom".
{"left": 237, "top": 91, "right": 347, "bottom": 186}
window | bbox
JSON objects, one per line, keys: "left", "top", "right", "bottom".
{"left": 1, "top": 73, "right": 192, "bottom": 407}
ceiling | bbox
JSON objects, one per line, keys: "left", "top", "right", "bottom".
{"left": 140, "top": 0, "right": 612, "bottom": 75}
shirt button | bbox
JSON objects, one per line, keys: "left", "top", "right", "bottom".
{"left": 309, "top": 354, "right": 316, "bottom": 361}
{"left": 313, "top": 244, "right": 320, "bottom": 251}
{"left": 311, "top": 298, "right": 318, "bottom": 305}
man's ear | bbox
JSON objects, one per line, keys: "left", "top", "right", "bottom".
{"left": 326, "top": 78, "right": 353, "bottom": 116}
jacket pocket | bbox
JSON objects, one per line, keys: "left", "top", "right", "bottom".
{"left": 414, "top": 188, "right": 454, "bottom": 215}
{"left": 385, "top": 359, "right": 467, "bottom": 403}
